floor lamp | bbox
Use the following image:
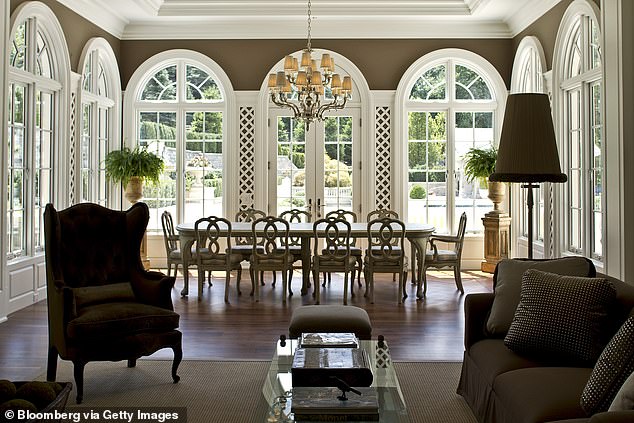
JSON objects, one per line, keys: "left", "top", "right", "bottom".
{"left": 489, "top": 93, "right": 567, "bottom": 259}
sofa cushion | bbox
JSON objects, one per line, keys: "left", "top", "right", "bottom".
{"left": 469, "top": 339, "right": 543, "bottom": 386}
{"left": 493, "top": 367, "right": 592, "bottom": 423}
{"left": 609, "top": 370, "right": 634, "bottom": 411}
{"left": 67, "top": 302, "right": 180, "bottom": 339}
{"left": 504, "top": 270, "right": 615, "bottom": 365}
{"left": 487, "top": 257, "right": 595, "bottom": 336}
{"left": 581, "top": 317, "right": 634, "bottom": 415}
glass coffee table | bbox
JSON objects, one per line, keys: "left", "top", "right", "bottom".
{"left": 262, "top": 337, "right": 407, "bottom": 422}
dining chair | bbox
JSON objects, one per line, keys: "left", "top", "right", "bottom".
{"left": 232, "top": 208, "right": 266, "bottom": 287}
{"left": 367, "top": 209, "right": 400, "bottom": 282}
{"left": 193, "top": 216, "right": 243, "bottom": 302}
{"left": 161, "top": 211, "right": 183, "bottom": 278}
{"left": 312, "top": 217, "right": 357, "bottom": 305}
{"left": 324, "top": 209, "right": 362, "bottom": 287}
{"left": 279, "top": 209, "right": 312, "bottom": 290}
{"left": 249, "top": 216, "right": 293, "bottom": 303}
{"left": 364, "top": 217, "right": 409, "bottom": 304}
{"left": 422, "top": 212, "right": 467, "bottom": 294}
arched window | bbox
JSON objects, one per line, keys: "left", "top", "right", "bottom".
{"left": 511, "top": 36, "right": 547, "bottom": 249}
{"left": 124, "top": 51, "right": 234, "bottom": 231}
{"left": 554, "top": 0, "right": 603, "bottom": 261}
{"left": 78, "top": 38, "right": 120, "bottom": 207}
{"left": 397, "top": 50, "right": 507, "bottom": 234}
{"left": 7, "top": 3, "right": 68, "bottom": 260}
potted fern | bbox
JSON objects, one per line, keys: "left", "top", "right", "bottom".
{"left": 463, "top": 145, "right": 505, "bottom": 213}
{"left": 104, "top": 146, "right": 164, "bottom": 203}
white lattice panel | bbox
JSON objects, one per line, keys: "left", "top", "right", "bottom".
{"left": 375, "top": 106, "right": 391, "bottom": 210}
{"left": 69, "top": 92, "right": 76, "bottom": 205}
{"left": 239, "top": 106, "right": 256, "bottom": 210}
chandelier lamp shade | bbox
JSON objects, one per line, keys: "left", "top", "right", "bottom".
{"left": 267, "top": 0, "right": 352, "bottom": 129}
{"left": 489, "top": 93, "right": 567, "bottom": 259}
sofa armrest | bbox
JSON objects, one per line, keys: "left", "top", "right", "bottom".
{"left": 589, "top": 411, "right": 634, "bottom": 423}
{"left": 464, "top": 293, "right": 495, "bottom": 349}
{"left": 131, "top": 270, "right": 176, "bottom": 310}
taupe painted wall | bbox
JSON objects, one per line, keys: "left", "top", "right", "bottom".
{"left": 10, "top": 0, "right": 120, "bottom": 75}
{"left": 119, "top": 38, "right": 513, "bottom": 91}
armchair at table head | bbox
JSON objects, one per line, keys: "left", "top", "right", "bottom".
{"left": 161, "top": 211, "right": 182, "bottom": 278}
{"left": 423, "top": 211, "right": 467, "bottom": 294}
{"left": 44, "top": 202, "right": 182, "bottom": 404}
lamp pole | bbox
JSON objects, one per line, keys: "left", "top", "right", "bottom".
{"left": 522, "top": 183, "right": 538, "bottom": 259}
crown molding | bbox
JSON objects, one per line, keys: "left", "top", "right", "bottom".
{"left": 55, "top": 0, "right": 127, "bottom": 37}
{"left": 122, "top": 18, "right": 511, "bottom": 39}
{"left": 506, "top": 0, "right": 564, "bottom": 37}
{"left": 157, "top": 0, "right": 474, "bottom": 17}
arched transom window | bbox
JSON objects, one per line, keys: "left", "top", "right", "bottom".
{"left": 132, "top": 58, "right": 226, "bottom": 230}
{"left": 404, "top": 56, "right": 503, "bottom": 234}
{"left": 79, "top": 39, "right": 119, "bottom": 207}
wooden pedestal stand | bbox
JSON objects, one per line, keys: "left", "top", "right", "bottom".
{"left": 481, "top": 181, "right": 510, "bottom": 273}
{"left": 126, "top": 177, "right": 151, "bottom": 270}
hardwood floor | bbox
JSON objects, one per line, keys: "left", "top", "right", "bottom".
{"left": 0, "top": 269, "right": 492, "bottom": 380}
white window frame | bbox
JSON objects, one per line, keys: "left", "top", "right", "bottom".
{"left": 5, "top": 2, "right": 70, "bottom": 262}
{"left": 77, "top": 37, "right": 120, "bottom": 207}
{"left": 123, "top": 49, "right": 236, "bottom": 229}
{"left": 553, "top": 0, "right": 604, "bottom": 264}
{"left": 395, "top": 49, "right": 507, "bottom": 234}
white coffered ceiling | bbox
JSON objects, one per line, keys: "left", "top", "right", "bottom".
{"left": 55, "top": 0, "right": 564, "bottom": 40}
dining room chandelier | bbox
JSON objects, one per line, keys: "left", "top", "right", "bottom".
{"left": 267, "top": 0, "right": 352, "bottom": 130}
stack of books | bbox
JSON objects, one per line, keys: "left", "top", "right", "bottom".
{"left": 290, "top": 333, "right": 379, "bottom": 421}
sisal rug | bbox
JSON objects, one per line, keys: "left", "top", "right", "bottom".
{"left": 48, "top": 360, "right": 476, "bottom": 422}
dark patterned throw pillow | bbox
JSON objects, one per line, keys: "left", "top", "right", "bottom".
{"left": 504, "top": 269, "right": 615, "bottom": 364}
{"left": 581, "top": 316, "right": 634, "bottom": 415}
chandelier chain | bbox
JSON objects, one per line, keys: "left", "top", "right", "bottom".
{"left": 307, "top": 0, "right": 312, "bottom": 52}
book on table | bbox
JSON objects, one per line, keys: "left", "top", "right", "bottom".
{"left": 300, "top": 332, "right": 359, "bottom": 348}
{"left": 291, "top": 347, "right": 373, "bottom": 387}
{"left": 291, "top": 386, "right": 379, "bottom": 421}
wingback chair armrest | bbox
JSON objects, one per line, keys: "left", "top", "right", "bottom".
{"left": 130, "top": 271, "right": 176, "bottom": 311}
{"left": 464, "top": 293, "right": 496, "bottom": 350}
{"left": 589, "top": 411, "right": 634, "bottom": 423}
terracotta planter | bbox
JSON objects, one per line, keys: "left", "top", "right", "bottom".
{"left": 125, "top": 176, "right": 143, "bottom": 203}
{"left": 487, "top": 180, "right": 506, "bottom": 214}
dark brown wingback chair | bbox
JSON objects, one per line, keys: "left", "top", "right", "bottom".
{"left": 44, "top": 202, "right": 182, "bottom": 404}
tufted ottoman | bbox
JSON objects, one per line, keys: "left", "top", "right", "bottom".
{"left": 288, "top": 305, "right": 372, "bottom": 340}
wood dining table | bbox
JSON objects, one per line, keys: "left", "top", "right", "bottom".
{"left": 176, "top": 221, "right": 435, "bottom": 300}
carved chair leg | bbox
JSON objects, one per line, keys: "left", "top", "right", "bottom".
{"left": 172, "top": 343, "right": 183, "bottom": 383}
{"left": 454, "top": 266, "right": 464, "bottom": 293}
{"left": 343, "top": 272, "right": 349, "bottom": 306}
{"left": 46, "top": 346, "right": 58, "bottom": 381}
{"left": 249, "top": 267, "right": 255, "bottom": 296}
{"left": 128, "top": 358, "right": 137, "bottom": 368}
{"left": 73, "top": 361, "right": 86, "bottom": 404}
{"left": 288, "top": 269, "right": 294, "bottom": 296}
{"left": 224, "top": 269, "right": 231, "bottom": 304}
{"left": 236, "top": 268, "right": 242, "bottom": 296}
{"left": 357, "top": 257, "right": 363, "bottom": 286}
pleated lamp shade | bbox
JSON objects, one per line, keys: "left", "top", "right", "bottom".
{"left": 489, "top": 93, "right": 567, "bottom": 184}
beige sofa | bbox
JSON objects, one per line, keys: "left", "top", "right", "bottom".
{"left": 457, "top": 260, "right": 634, "bottom": 423}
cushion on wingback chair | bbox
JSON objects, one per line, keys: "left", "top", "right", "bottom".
{"left": 486, "top": 257, "right": 596, "bottom": 336}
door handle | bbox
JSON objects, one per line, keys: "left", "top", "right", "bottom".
{"left": 317, "top": 198, "right": 322, "bottom": 219}
{"left": 308, "top": 198, "right": 312, "bottom": 215}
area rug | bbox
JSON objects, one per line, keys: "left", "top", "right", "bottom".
{"left": 48, "top": 360, "right": 476, "bottom": 422}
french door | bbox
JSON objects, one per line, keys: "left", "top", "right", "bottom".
{"left": 268, "top": 109, "right": 361, "bottom": 219}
